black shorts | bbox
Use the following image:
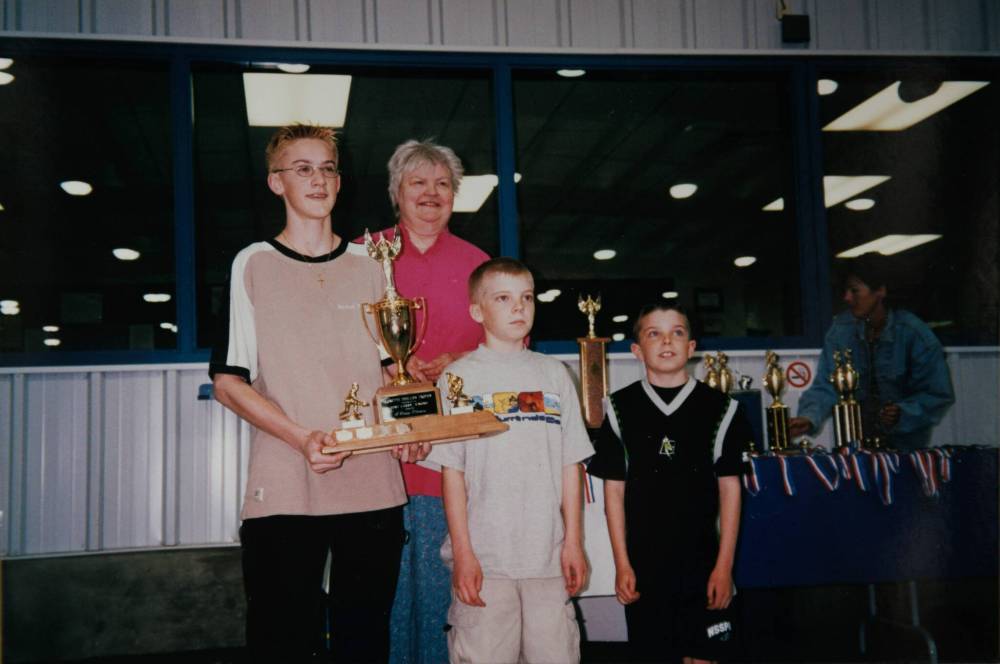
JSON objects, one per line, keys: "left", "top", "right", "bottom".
{"left": 625, "top": 572, "right": 739, "bottom": 663}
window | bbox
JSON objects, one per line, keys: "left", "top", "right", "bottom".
{"left": 192, "top": 62, "right": 497, "bottom": 348}
{"left": 0, "top": 54, "right": 174, "bottom": 352}
{"left": 818, "top": 64, "right": 998, "bottom": 344}
{"left": 512, "top": 68, "right": 801, "bottom": 345}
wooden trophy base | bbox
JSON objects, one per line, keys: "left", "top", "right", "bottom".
{"left": 322, "top": 410, "right": 508, "bottom": 456}
{"left": 578, "top": 336, "right": 611, "bottom": 429}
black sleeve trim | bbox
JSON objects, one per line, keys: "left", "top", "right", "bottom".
{"left": 208, "top": 363, "right": 251, "bottom": 384}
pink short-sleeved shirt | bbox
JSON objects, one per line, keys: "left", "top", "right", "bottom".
{"left": 356, "top": 226, "right": 489, "bottom": 496}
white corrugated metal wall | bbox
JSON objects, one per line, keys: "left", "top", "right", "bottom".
{"left": 1, "top": 0, "right": 998, "bottom": 52}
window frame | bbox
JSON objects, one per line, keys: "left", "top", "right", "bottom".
{"left": 0, "top": 37, "right": 994, "bottom": 366}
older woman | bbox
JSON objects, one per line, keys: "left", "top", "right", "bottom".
{"left": 366, "top": 139, "right": 489, "bottom": 664}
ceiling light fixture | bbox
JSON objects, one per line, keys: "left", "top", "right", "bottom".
{"left": 43, "top": 325, "right": 60, "bottom": 332}
{"left": 844, "top": 198, "right": 876, "bottom": 211}
{"left": 454, "top": 174, "right": 499, "bottom": 213}
{"left": 612, "top": 315, "right": 628, "bottom": 323}
{"left": 817, "top": 79, "right": 839, "bottom": 95}
{"left": 113, "top": 248, "right": 141, "bottom": 261}
{"left": 276, "top": 63, "right": 310, "bottom": 74}
{"left": 593, "top": 249, "right": 616, "bottom": 261}
{"left": 557, "top": 69, "right": 586, "bottom": 78}
{"left": 612, "top": 333, "right": 625, "bottom": 342}
{"left": 44, "top": 338, "right": 61, "bottom": 347}
{"left": 669, "top": 183, "right": 698, "bottom": 199}
{"left": 662, "top": 291, "right": 679, "bottom": 299}
{"left": 60, "top": 180, "right": 93, "bottom": 196}
{"left": 0, "top": 58, "right": 12, "bottom": 69}
{"left": 836, "top": 234, "right": 942, "bottom": 258}
{"left": 762, "top": 198, "right": 785, "bottom": 212}
{"left": 243, "top": 73, "right": 352, "bottom": 127}
{"left": 823, "top": 175, "right": 890, "bottom": 208}
{"left": 734, "top": 256, "right": 757, "bottom": 268}
{"left": 536, "top": 289, "right": 562, "bottom": 303}
{"left": 824, "top": 81, "right": 989, "bottom": 131}
{"left": 143, "top": 293, "right": 172, "bottom": 303}
{"left": 0, "top": 72, "right": 13, "bottom": 85}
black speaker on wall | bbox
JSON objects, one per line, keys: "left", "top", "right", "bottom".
{"left": 781, "top": 14, "right": 810, "bottom": 43}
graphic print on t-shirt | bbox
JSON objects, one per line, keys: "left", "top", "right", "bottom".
{"left": 469, "top": 391, "right": 563, "bottom": 425}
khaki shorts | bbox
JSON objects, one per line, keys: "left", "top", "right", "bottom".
{"left": 446, "top": 576, "right": 580, "bottom": 664}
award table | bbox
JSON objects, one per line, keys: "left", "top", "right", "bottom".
{"left": 732, "top": 445, "right": 997, "bottom": 662}
{"left": 733, "top": 446, "right": 998, "bottom": 588}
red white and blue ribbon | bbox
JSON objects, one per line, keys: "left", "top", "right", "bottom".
{"left": 583, "top": 465, "right": 595, "bottom": 504}
{"left": 743, "top": 456, "right": 761, "bottom": 496}
{"left": 778, "top": 455, "right": 796, "bottom": 496}
{"left": 869, "top": 451, "right": 899, "bottom": 505}
{"left": 804, "top": 454, "right": 840, "bottom": 492}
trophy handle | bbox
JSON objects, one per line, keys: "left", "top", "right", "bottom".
{"left": 360, "top": 303, "right": 382, "bottom": 348}
{"left": 412, "top": 297, "right": 429, "bottom": 355}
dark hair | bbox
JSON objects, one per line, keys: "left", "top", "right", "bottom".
{"left": 837, "top": 253, "right": 891, "bottom": 291}
{"left": 632, "top": 303, "right": 693, "bottom": 340}
{"left": 468, "top": 257, "right": 533, "bottom": 300}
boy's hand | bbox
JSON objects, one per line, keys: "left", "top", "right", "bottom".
{"left": 561, "top": 542, "right": 588, "bottom": 596}
{"left": 453, "top": 553, "right": 486, "bottom": 607}
{"left": 615, "top": 565, "right": 640, "bottom": 605}
{"left": 390, "top": 442, "right": 431, "bottom": 463}
{"left": 706, "top": 566, "right": 734, "bottom": 609}
{"left": 301, "top": 431, "right": 352, "bottom": 473}
{"left": 403, "top": 356, "right": 429, "bottom": 383}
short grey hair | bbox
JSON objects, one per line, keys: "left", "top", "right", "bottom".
{"left": 387, "top": 139, "right": 464, "bottom": 215}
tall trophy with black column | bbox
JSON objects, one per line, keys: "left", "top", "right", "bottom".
{"left": 831, "top": 349, "right": 863, "bottom": 448}
{"left": 762, "top": 351, "right": 794, "bottom": 453}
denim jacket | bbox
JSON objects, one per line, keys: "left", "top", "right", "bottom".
{"left": 797, "top": 309, "right": 954, "bottom": 450}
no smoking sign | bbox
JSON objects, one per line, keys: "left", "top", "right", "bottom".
{"left": 786, "top": 361, "right": 812, "bottom": 388}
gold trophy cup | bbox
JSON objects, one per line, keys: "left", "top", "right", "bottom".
{"left": 576, "top": 294, "right": 610, "bottom": 428}
{"left": 831, "top": 349, "right": 863, "bottom": 447}
{"left": 762, "top": 351, "right": 793, "bottom": 453}
{"left": 361, "top": 228, "right": 442, "bottom": 421}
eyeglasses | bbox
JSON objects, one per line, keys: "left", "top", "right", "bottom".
{"left": 271, "top": 164, "right": 340, "bottom": 179}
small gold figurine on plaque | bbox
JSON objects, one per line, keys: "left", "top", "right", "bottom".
{"left": 445, "top": 372, "right": 474, "bottom": 413}
{"left": 339, "top": 383, "right": 370, "bottom": 428}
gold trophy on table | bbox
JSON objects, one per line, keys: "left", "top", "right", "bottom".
{"left": 831, "top": 349, "right": 863, "bottom": 448}
{"left": 717, "top": 352, "right": 734, "bottom": 394}
{"left": 577, "top": 294, "right": 610, "bottom": 428}
{"left": 762, "top": 351, "right": 795, "bottom": 453}
{"left": 321, "top": 227, "right": 507, "bottom": 455}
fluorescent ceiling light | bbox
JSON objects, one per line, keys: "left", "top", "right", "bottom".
{"left": 0, "top": 202, "right": 4, "bottom": 211}
{"left": 844, "top": 198, "right": 876, "bottom": 211}
{"left": 836, "top": 234, "right": 942, "bottom": 258}
{"left": 557, "top": 69, "right": 586, "bottom": 78}
{"left": 160, "top": 322, "right": 178, "bottom": 332}
{"left": 454, "top": 174, "right": 498, "bottom": 213}
{"left": 824, "top": 81, "right": 989, "bottom": 131}
{"left": 612, "top": 314, "right": 628, "bottom": 323}
{"left": 514, "top": 172, "right": 523, "bottom": 183}
{"left": 823, "top": 175, "right": 890, "bottom": 208}
{"left": 0, "top": 72, "right": 13, "bottom": 85}
{"left": 113, "top": 248, "right": 141, "bottom": 261}
{"left": 243, "top": 73, "right": 352, "bottom": 127}
{"left": 817, "top": 79, "right": 839, "bottom": 96}
{"left": 0, "top": 58, "right": 12, "bottom": 69}
{"left": 763, "top": 198, "right": 785, "bottom": 212}
{"left": 44, "top": 338, "right": 61, "bottom": 347}
{"left": 537, "top": 289, "right": 561, "bottom": 303}
{"left": 43, "top": 325, "right": 60, "bottom": 332}
{"left": 276, "top": 63, "right": 310, "bottom": 74}
{"left": 734, "top": 256, "right": 757, "bottom": 268}
{"left": 1, "top": 299, "right": 19, "bottom": 313}
{"left": 612, "top": 333, "right": 625, "bottom": 342}
{"left": 60, "top": 180, "right": 93, "bottom": 196}
{"left": 669, "top": 183, "right": 698, "bottom": 199}
{"left": 1, "top": 307, "right": 19, "bottom": 316}
{"left": 593, "top": 249, "right": 616, "bottom": 261}
{"left": 662, "top": 291, "right": 679, "bottom": 299}
{"left": 143, "top": 293, "right": 172, "bottom": 303}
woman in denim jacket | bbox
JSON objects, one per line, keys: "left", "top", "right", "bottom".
{"left": 790, "top": 255, "right": 954, "bottom": 451}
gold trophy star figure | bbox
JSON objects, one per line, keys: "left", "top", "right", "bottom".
{"left": 445, "top": 372, "right": 473, "bottom": 409}
{"left": 578, "top": 294, "right": 601, "bottom": 339}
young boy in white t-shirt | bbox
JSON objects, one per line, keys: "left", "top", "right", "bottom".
{"left": 426, "top": 257, "right": 594, "bottom": 663}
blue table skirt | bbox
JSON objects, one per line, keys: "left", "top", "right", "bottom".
{"left": 733, "top": 446, "right": 998, "bottom": 588}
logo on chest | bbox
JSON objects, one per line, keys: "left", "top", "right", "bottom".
{"left": 659, "top": 435, "right": 677, "bottom": 458}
